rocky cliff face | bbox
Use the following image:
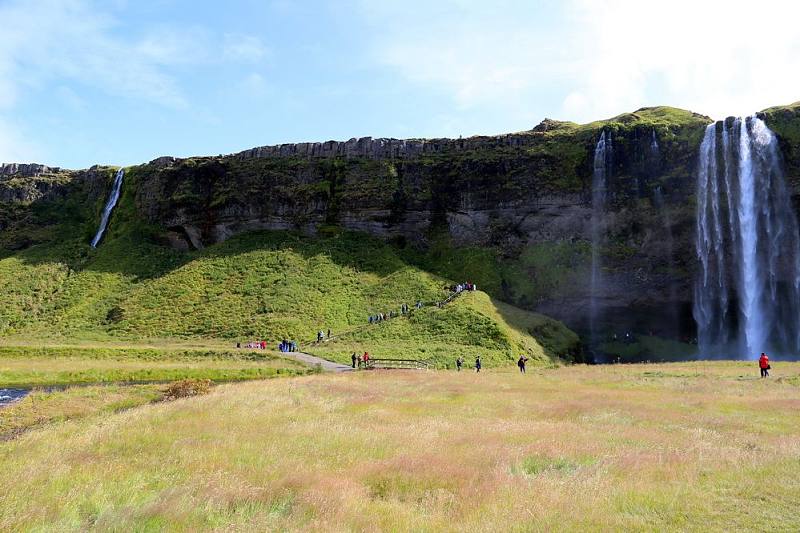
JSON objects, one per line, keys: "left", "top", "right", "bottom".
{"left": 121, "top": 107, "right": 713, "bottom": 340}
{"left": 6, "top": 104, "right": 800, "bottom": 347}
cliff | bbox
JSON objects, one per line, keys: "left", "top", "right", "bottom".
{"left": 6, "top": 103, "right": 800, "bottom": 353}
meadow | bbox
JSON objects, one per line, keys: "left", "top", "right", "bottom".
{"left": 1, "top": 361, "right": 797, "bottom": 531}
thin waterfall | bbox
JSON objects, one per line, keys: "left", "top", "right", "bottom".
{"left": 90, "top": 168, "right": 124, "bottom": 248}
{"left": 694, "top": 117, "right": 800, "bottom": 358}
{"left": 590, "top": 130, "right": 612, "bottom": 348}
{"left": 650, "top": 129, "right": 659, "bottom": 155}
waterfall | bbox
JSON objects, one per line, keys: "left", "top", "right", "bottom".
{"left": 650, "top": 129, "right": 659, "bottom": 155}
{"left": 90, "top": 168, "right": 124, "bottom": 248}
{"left": 590, "top": 130, "right": 612, "bottom": 347}
{"left": 694, "top": 117, "right": 800, "bottom": 358}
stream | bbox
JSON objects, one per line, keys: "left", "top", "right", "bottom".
{"left": 0, "top": 388, "right": 29, "bottom": 407}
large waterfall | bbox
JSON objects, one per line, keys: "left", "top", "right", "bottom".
{"left": 590, "top": 130, "right": 612, "bottom": 346}
{"left": 694, "top": 117, "right": 800, "bottom": 358}
{"left": 90, "top": 168, "right": 124, "bottom": 248}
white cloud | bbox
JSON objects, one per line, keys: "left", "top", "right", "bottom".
{"left": 0, "top": 117, "right": 39, "bottom": 165}
{"left": 0, "top": 0, "right": 271, "bottom": 163}
{"left": 223, "top": 34, "right": 270, "bottom": 63}
{"left": 360, "top": 0, "right": 800, "bottom": 123}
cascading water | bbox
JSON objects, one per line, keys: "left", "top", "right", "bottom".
{"left": 90, "top": 168, "right": 124, "bottom": 248}
{"left": 590, "top": 130, "right": 612, "bottom": 348}
{"left": 694, "top": 117, "right": 800, "bottom": 358}
{"left": 650, "top": 129, "right": 659, "bottom": 155}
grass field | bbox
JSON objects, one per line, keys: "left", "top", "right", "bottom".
{"left": 0, "top": 345, "right": 310, "bottom": 387}
{"left": 1, "top": 361, "right": 798, "bottom": 531}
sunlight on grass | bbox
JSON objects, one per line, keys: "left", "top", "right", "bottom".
{"left": 1, "top": 362, "right": 798, "bottom": 530}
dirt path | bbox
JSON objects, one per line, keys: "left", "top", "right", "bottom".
{"left": 282, "top": 352, "right": 353, "bottom": 372}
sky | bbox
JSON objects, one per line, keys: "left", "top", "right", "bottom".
{"left": 2, "top": 0, "right": 800, "bottom": 169}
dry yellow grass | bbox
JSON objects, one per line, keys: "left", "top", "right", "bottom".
{"left": 1, "top": 362, "right": 799, "bottom": 531}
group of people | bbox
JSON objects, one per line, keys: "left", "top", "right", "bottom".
{"left": 279, "top": 340, "right": 298, "bottom": 353}
{"left": 351, "top": 351, "right": 371, "bottom": 368}
{"left": 238, "top": 341, "right": 268, "bottom": 350}
{"left": 452, "top": 282, "right": 477, "bottom": 293}
{"left": 454, "top": 354, "right": 528, "bottom": 373}
{"left": 316, "top": 330, "right": 332, "bottom": 343}
{"left": 237, "top": 340, "right": 298, "bottom": 352}
{"left": 455, "top": 355, "right": 483, "bottom": 372}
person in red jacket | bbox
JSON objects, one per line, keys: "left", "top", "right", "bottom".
{"left": 759, "top": 353, "right": 770, "bottom": 378}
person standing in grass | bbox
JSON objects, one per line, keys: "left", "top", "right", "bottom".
{"left": 456, "top": 356, "right": 463, "bottom": 371}
{"left": 351, "top": 352, "right": 357, "bottom": 369}
{"left": 518, "top": 355, "right": 528, "bottom": 374}
{"left": 759, "top": 352, "right": 770, "bottom": 378}
{"left": 363, "top": 352, "right": 370, "bottom": 368}
{"left": 475, "top": 356, "right": 482, "bottom": 373}
{"left": 357, "top": 354, "right": 363, "bottom": 368}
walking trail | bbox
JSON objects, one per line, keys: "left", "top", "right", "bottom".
{"left": 283, "top": 351, "right": 353, "bottom": 372}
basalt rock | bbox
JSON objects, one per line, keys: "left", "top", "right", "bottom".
{"left": 7, "top": 104, "right": 800, "bottom": 344}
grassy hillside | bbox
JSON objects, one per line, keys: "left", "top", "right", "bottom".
{"left": 312, "top": 290, "right": 579, "bottom": 368}
{"left": 2, "top": 363, "right": 798, "bottom": 530}
{"left": 0, "top": 187, "right": 580, "bottom": 364}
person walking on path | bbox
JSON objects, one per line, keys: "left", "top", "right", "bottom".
{"left": 475, "top": 356, "right": 482, "bottom": 373}
{"left": 456, "top": 356, "right": 463, "bottom": 371}
{"left": 759, "top": 352, "right": 770, "bottom": 378}
{"left": 363, "top": 352, "right": 370, "bottom": 368}
{"left": 517, "top": 355, "right": 528, "bottom": 374}
{"left": 351, "top": 352, "right": 357, "bottom": 369}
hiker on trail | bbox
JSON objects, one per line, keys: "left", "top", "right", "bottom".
{"left": 475, "top": 356, "right": 482, "bottom": 373}
{"left": 357, "top": 354, "right": 363, "bottom": 368}
{"left": 416, "top": 301, "right": 423, "bottom": 309}
{"left": 456, "top": 356, "right": 463, "bottom": 371}
{"left": 518, "top": 355, "right": 528, "bottom": 374}
{"left": 328, "top": 329, "right": 331, "bottom": 339}
{"left": 759, "top": 352, "right": 770, "bottom": 378}
{"left": 317, "top": 331, "right": 324, "bottom": 342}
{"left": 363, "top": 352, "right": 370, "bottom": 367}
{"left": 352, "top": 352, "right": 357, "bottom": 369}
{"left": 261, "top": 341, "right": 266, "bottom": 350}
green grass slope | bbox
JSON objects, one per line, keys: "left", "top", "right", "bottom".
{"left": 312, "top": 290, "right": 579, "bottom": 368}
{"left": 0, "top": 188, "right": 580, "bottom": 365}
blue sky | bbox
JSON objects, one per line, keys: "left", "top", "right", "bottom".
{"left": 2, "top": 0, "right": 800, "bottom": 169}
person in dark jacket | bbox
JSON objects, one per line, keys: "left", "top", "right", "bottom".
{"left": 456, "top": 356, "right": 463, "bottom": 371}
{"left": 517, "top": 355, "right": 528, "bottom": 374}
{"left": 475, "top": 356, "right": 482, "bottom": 373}
{"left": 351, "top": 352, "right": 357, "bottom": 369}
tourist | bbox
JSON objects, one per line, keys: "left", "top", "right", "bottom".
{"left": 261, "top": 340, "right": 266, "bottom": 350}
{"left": 351, "top": 352, "right": 357, "bottom": 369}
{"left": 357, "top": 354, "right": 363, "bottom": 368}
{"left": 759, "top": 352, "right": 770, "bottom": 378}
{"left": 327, "top": 329, "right": 331, "bottom": 339}
{"left": 363, "top": 352, "right": 370, "bottom": 367}
{"left": 518, "top": 355, "right": 528, "bottom": 374}
{"left": 456, "top": 356, "right": 463, "bottom": 371}
{"left": 475, "top": 356, "right": 482, "bottom": 373}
